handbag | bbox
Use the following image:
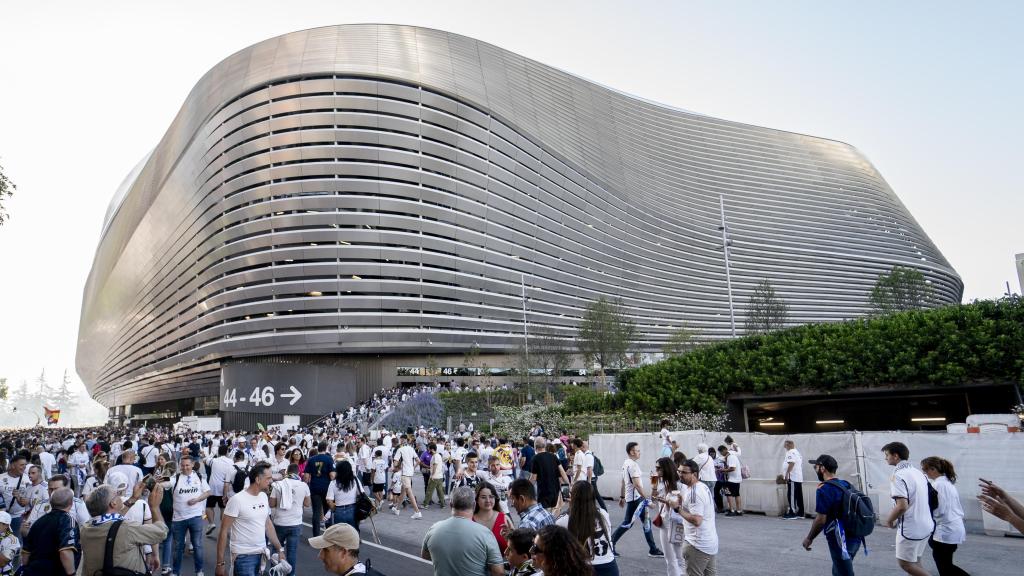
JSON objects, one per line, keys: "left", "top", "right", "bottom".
{"left": 775, "top": 474, "right": 786, "bottom": 485}
{"left": 355, "top": 478, "right": 375, "bottom": 521}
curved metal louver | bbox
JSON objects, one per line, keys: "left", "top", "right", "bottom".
{"left": 77, "top": 24, "right": 962, "bottom": 407}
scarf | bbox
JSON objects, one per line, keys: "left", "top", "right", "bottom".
{"left": 91, "top": 512, "right": 124, "bottom": 526}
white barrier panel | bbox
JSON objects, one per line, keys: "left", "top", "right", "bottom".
{"left": 590, "top": 430, "right": 1022, "bottom": 535}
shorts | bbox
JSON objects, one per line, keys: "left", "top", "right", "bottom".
{"left": 206, "top": 495, "right": 225, "bottom": 508}
{"left": 372, "top": 483, "right": 385, "bottom": 493}
{"left": 895, "top": 533, "right": 928, "bottom": 562}
{"left": 401, "top": 475, "right": 413, "bottom": 490}
{"left": 725, "top": 482, "right": 741, "bottom": 497}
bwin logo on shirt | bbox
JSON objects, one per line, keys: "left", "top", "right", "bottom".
{"left": 251, "top": 503, "right": 266, "bottom": 510}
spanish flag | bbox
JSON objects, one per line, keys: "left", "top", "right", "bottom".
{"left": 44, "top": 406, "right": 61, "bottom": 425}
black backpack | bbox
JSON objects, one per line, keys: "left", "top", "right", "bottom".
{"left": 160, "top": 475, "right": 180, "bottom": 520}
{"left": 927, "top": 481, "right": 939, "bottom": 513}
{"left": 826, "top": 479, "right": 876, "bottom": 539}
{"left": 592, "top": 454, "right": 605, "bottom": 477}
{"left": 231, "top": 465, "right": 247, "bottom": 494}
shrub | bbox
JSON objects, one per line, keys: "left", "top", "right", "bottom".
{"left": 379, "top": 393, "right": 445, "bottom": 431}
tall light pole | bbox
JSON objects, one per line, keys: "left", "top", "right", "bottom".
{"left": 718, "top": 195, "right": 737, "bottom": 338}
{"left": 521, "top": 273, "right": 531, "bottom": 396}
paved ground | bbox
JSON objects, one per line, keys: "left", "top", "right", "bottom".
{"left": 170, "top": 476, "right": 1021, "bottom": 575}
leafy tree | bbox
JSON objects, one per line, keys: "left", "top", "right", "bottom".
{"left": 745, "top": 278, "right": 789, "bottom": 334}
{"left": 425, "top": 355, "right": 439, "bottom": 384}
{"left": 576, "top": 297, "right": 636, "bottom": 388}
{"left": 0, "top": 162, "right": 15, "bottom": 226}
{"left": 663, "top": 324, "right": 699, "bottom": 357}
{"left": 56, "top": 370, "right": 78, "bottom": 409}
{"left": 870, "top": 265, "right": 932, "bottom": 315}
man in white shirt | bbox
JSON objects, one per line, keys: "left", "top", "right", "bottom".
{"left": 138, "top": 441, "right": 160, "bottom": 476}
{"left": 0, "top": 455, "right": 31, "bottom": 537}
{"left": 882, "top": 442, "right": 934, "bottom": 576}
{"left": 170, "top": 456, "right": 210, "bottom": 576}
{"left": 782, "top": 440, "right": 805, "bottom": 519}
{"left": 68, "top": 444, "right": 91, "bottom": 497}
{"left": 108, "top": 450, "right": 144, "bottom": 495}
{"left": 694, "top": 443, "right": 718, "bottom": 495}
{"left": 206, "top": 444, "right": 234, "bottom": 537}
{"left": 675, "top": 459, "right": 718, "bottom": 575}
{"left": 718, "top": 445, "right": 743, "bottom": 516}
{"left": 269, "top": 464, "right": 310, "bottom": 576}
{"left": 215, "top": 463, "right": 284, "bottom": 576}
{"left": 35, "top": 446, "right": 55, "bottom": 481}
{"left": 23, "top": 474, "right": 91, "bottom": 534}
{"left": 393, "top": 436, "right": 423, "bottom": 519}
{"left": 611, "top": 442, "right": 662, "bottom": 557}
{"left": 357, "top": 437, "right": 373, "bottom": 491}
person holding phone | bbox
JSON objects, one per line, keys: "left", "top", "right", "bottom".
{"left": 978, "top": 478, "right": 1024, "bottom": 534}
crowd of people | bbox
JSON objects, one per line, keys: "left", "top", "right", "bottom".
{"left": 0, "top": 408, "right": 1018, "bottom": 576}
{"left": 321, "top": 384, "right": 440, "bottom": 431}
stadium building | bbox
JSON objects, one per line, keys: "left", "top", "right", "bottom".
{"left": 76, "top": 25, "right": 962, "bottom": 428}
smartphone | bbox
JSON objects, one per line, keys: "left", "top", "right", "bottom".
{"left": 142, "top": 474, "right": 157, "bottom": 491}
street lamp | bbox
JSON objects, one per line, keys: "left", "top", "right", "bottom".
{"left": 718, "top": 195, "right": 737, "bottom": 338}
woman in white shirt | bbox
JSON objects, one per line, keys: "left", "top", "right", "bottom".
{"left": 557, "top": 480, "right": 618, "bottom": 576}
{"left": 920, "top": 457, "right": 967, "bottom": 576}
{"left": 327, "top": 460, "right": 362, "bottom": 531}
{"left": 652, "top": 457, "right": 686, "bottom": 576}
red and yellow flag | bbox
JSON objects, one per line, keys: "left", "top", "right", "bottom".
{"left": 44, "top": 406, "right": 61, "bottom": 425}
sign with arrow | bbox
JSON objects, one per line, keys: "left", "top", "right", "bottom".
{"left": 219, "top": 362, "right": 356, "bottom": 415}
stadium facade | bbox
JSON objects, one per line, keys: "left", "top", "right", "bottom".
{"left": 76, "top": 24, "right": 962, "bottom": 427}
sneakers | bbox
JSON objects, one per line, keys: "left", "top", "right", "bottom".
{"left": 160, "top": 569, "right": 171, "bottom": 576}
{"left": 205, "top": 523, "right": 216, "bottom": 535}
{"left": 725, "top": 511, "right": 738, "bottom": 516}
{"left": 392, "top": 506, "right": 400, "bottom": 516}
{"left": 411, "top": 512, "right": 423, "bottom": 519}
{"left": 648, "top": 549, "right": 665, "bottom": 558}
{"left": 782, "top": 513, "right": 800, "bottom": 520}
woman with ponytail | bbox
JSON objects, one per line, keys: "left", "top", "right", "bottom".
{"left": 920, "top": 456, "right": 968, "bottom": 576}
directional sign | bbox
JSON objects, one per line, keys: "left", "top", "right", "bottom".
{"left": 219, "top": 363, "right": 357, "bottom": 415}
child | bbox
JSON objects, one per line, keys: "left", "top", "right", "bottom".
{"left": 372, "top": 449, "right": 387, "bottom": 510}
{"left": 389, "top": 461, "right": 404, "bottom": 514}
{"left": 0, "top": 511, "right": 20, "bottom": 576}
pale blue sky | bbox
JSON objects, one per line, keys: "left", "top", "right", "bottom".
{"left": 0, "top": 1, "right": 1020, "bottom": 397}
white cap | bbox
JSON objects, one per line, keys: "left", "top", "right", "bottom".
{"left": 0, "top": 511, "right": 11, "bottom": 525}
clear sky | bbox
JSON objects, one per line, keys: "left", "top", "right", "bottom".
{"left": 0, "top": 1, "right": 1021, "bottom": 400}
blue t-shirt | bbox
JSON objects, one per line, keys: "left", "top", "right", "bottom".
{"left": 815, "top": 479, "right": 860, "bottom": 542}
{"left": 521, "top": 445, "right": 536, "bottom": 472}
{"left": 307, "top": 454, "right": 335, "bottom": 494}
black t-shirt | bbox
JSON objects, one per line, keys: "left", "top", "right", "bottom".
{"left": 23, "top": 509, "right": 81, "bottom": 575}
{"left": 531, "top": 452, "right": 562, "bottom": 504}
{"left": 307, "top": 454, "right": 335, "bottom": 494}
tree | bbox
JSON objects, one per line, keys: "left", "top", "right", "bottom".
{"left": 462, "top": 343, "right": 481, "bottom": 387}
{"left": 0, "top": 162, "right": 15, "bottom": 226}
{"left": 870, "top": 265, "right": 932, "bottom": 315}
{"left": 745, "top": 278, "right": 789, "bottom": 334}
{"left": 663, "top": 324, "right": 699, "bottom": 358}
{"left": 576, "top": 297, "right": 636, "bottom": 388}
{"left": 534, "top": 331, "right": 573, "bottom": 388}
{"left": 56, "top": 370, "right": 78, "bottom": 409}
{"left": 425, "top": 355, "right": 439, "bottom": 385}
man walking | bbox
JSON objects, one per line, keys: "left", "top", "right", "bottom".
{"left": 170, "top": 455, "right": 210, "bottom": 576}
{"left": 801, "top": 454, "right": 862, "bottom": 576}
{"left": 215, "top": 463, "right": 285, "bottom": 576}
{"left": 421, "top": 486, "right": 504, "bottom": 576}
{"left": 882, "top": 442, "right": 933, "bottom": 576}
{"left": 393, "top": 436, "right": 423, "bottom": 519}
{"left": 676, "top": 460, "right": 718, "bottom": 576}
{"left": 529, "top": 437, "right": 568, "bottom": 515}
{"left": 304, "top": 443, "right": 335, "bottom": 536}
{"left": 611, "top": 442, "right": 663, "bottom": 558}
{"left": 782, "top": 440, "right": 805, "bottom": 519}
{"left": 205, "top": 444, "right": 234, "bottom": 537}
{"left": 270, "top": 464, "right": 310, "bottom": 576}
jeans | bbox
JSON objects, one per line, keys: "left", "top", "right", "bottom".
{"left": 594, "top": 561, "right": 621, "bottom": 576}
{"left": 274, "top": 524, "right": 302, "bottom": 576}
{"left": 172, "top": 515, "right": 204, "bottom": 574}
{"left": 233, "top": 553, "right": 262, "bottom": 576}
{"left": 591, "top": 479, "right": 607, "bottom": 511}
{"left": 825, "top": 524, "right": 861, "bottom": 576}
{"left": 159, "top": 529, "right": 172, "bottom": 570}
{"left": 333, "top": 503, "right": 359, "bottom": 531}
{"left": 611, "top": 498, "right": 660, "bottom": 554}
{"left": 929, "top": 537, "right": 969, "bottom": 576}
{"left": 311, "top": 491, "right": 329, "bottom": 536}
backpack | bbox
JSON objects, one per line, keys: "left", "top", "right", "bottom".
{"left": 826, "top": 479, "right": 876, "bottom": 539}
{"left": 231, "top": 465, "right": 247, "bottom": 494}
{"left": 160, "top": 474, "right": 179, "bottom": 520}
{"left": 927, "top": 481, "right": 939, "bottom": 513}
{"left": 592, "top": 454, "right": 605, "bottom": 477}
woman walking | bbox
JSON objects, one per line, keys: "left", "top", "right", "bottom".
{"left": 327, "top": 460, "right": 362, "bottom": 531}
{"left": 557, "top": 480, "right": 618, "bottom": 576}
{"left": 921, "top": 456, "right": 969, "bottom": 576}
{"left": 652, "top": 456, "right": 686, "bottom": 576}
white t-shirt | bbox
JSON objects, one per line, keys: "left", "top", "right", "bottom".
{"left": 140, "top": 445, "right": 159, "bottom": 468}
{"left": 0, "top": 473, "right": 31, "bottom": 516}
{"left": 396, "top": 445, "right": 418, "bottom": 477}
{"left": 37, "top": 452, "right": 56, "bottom": 479}
{"left": 327, "top": 480, "right": 360, "bottom": 506}
{"left": 725, "top": 454, "right": 742, "bottom": 484}
{"left": 358, "top": 445, "right": 372, "bottom": 472}
{"left": 783, "top": 449, "right": 803, "bottom": 483}
{"left": 69, "top": 451, "right": 90, "bottom": 472}
{"left": 622, "top": 458, "right": 643, "bottom": 502}
{"left": 695, "top": 453, "right": 717, "bottom": 483}
{"left": 270, "top": 458, "right": 290, "bottom": 480}
{"left": 224, "top": 490, "right": 271, "bottom": 555}
{"left": 556, "top": 509, "right": 615, "bottom": 565}
{"left": 209, "top": 456, "right": 236, "bottom": 497}
{"left": 107, "top": 464, "right": 144, "bottom": 494}
{"left": 891, "top": 462, "right": 935, "bottom": 540}
{"left": 660, "top": 428, "right": 672, "bottom": 453}
{"left": 0, "top": 532, "right": 20, "bottom": 568}
{"left": 170, "top": 472, "right": 210, "bottom": 521}
{"left": 123, "top": 499, "right": 152, "bottom": 525}
{"left": 271, "top": 478, "right": 310, "bottom": 527}
{"left": 372, "top": 459, "right": 387, "bottom": 484}
{"left": 682, "top": 482, "right": 718, "bottom": 555}
{"left": 574, "top": 450, "right": 593, "bottom": 482}
{"left": 28, "top": 497, "right": 91, "bottom": 527}
{"left": 931, "top": 475, "right": 966, "bottom": 544}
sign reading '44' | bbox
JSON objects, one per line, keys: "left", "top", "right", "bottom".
{"left": 222, "top": 385, "right": 303, "bottom": 409}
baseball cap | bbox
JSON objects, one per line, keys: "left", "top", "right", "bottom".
{"left": 809, "top": 454, "right": 838, "bottom": 473}
{"left": 308, "top": 522, "right": 360, "bottom": 550}
{"left": 105, "top": 471, "right": 130, "bottom": 493}
{"left": 0, "top": 511, "right": 11, "bottom": 525}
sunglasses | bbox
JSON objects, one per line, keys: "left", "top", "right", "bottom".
{"left": 530, "top": 544, "right": 545, "bottom": 555}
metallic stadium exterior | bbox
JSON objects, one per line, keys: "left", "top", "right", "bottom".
{"left": 76, "top": 24, "right": 962, "bottom": 425}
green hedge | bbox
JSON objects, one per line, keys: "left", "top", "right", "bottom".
{"left": 619, "top": 297, "right": 1024, "bottom": 413}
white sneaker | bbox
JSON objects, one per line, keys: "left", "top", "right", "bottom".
{"left": 393, "top": 506, "right": 400, "bottom": 516}
{"left": 411, "top": 512, "right": 422, "bottom": 519}
{"left": 196, "top": 572, "right": 204, "bottom": 576}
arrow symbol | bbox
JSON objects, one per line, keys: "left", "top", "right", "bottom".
{"left": 281, "top": 386, "right": 303, "bottom": 406}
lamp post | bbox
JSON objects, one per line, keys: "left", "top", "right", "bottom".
{"left": 718, "top": 195, "right": 737, "bottom": 338}
{"left": 521, "top": 273, "right": 531, "bottom": 397}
